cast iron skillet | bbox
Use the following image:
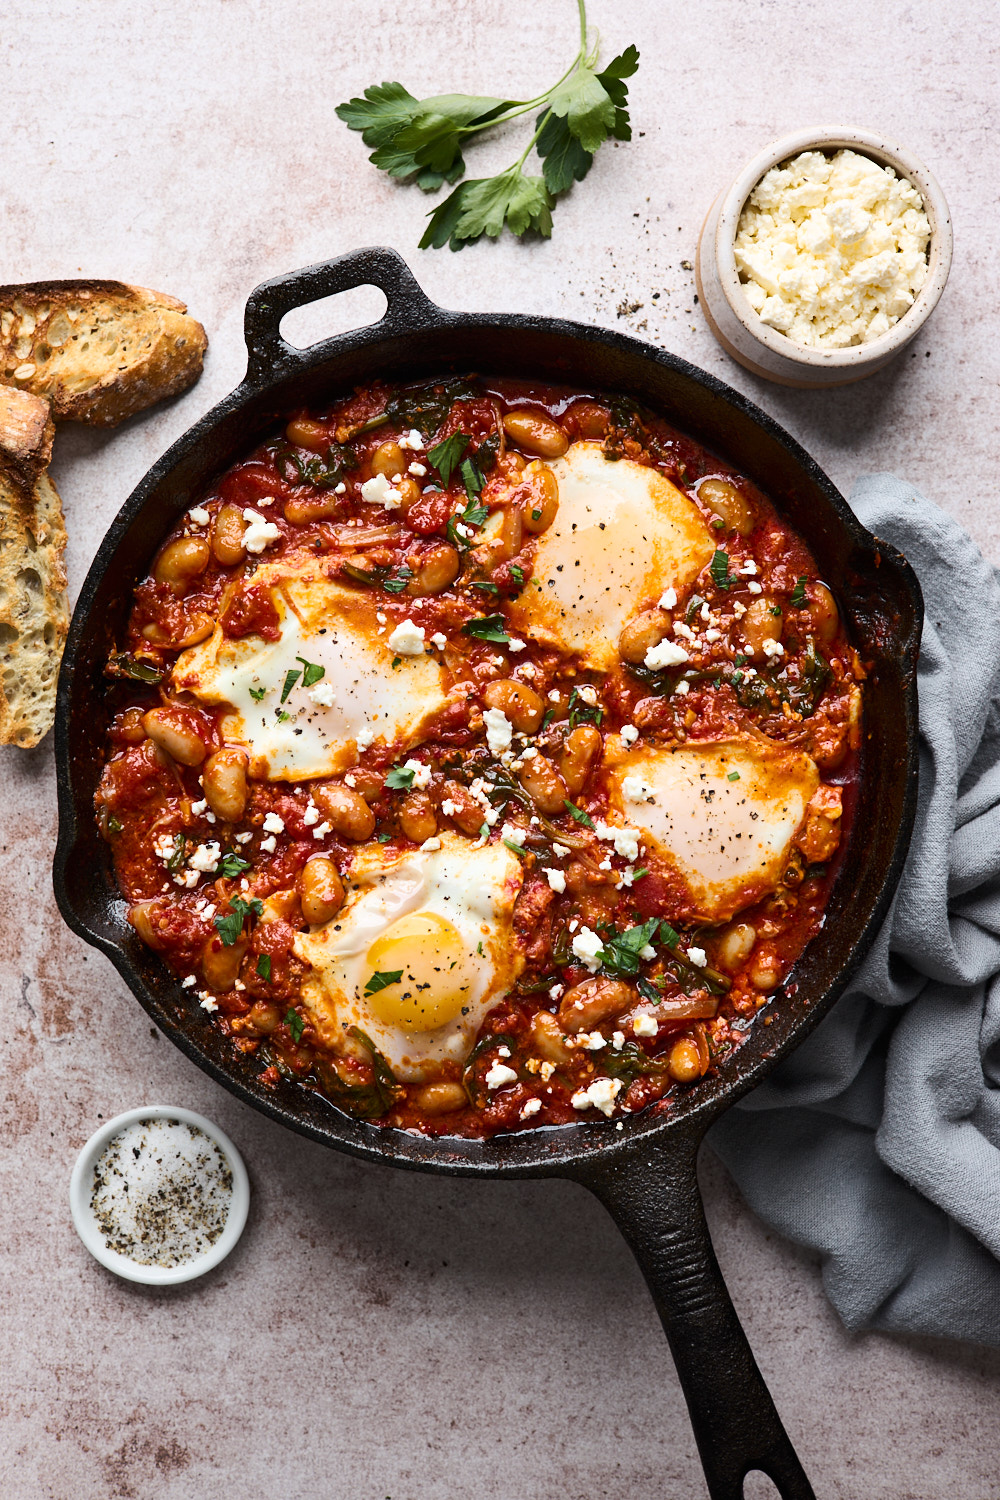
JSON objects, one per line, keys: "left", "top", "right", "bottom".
{"left": 53, "top": 247, "right": 922, "bottom": 1500}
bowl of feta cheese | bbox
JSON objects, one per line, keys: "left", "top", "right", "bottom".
{"left": 695, "top": 127, "right": 952, "bottom": 387}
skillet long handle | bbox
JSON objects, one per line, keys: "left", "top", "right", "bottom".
{"left": 575, "top": 1133, "right": 815, "bottom": 1500}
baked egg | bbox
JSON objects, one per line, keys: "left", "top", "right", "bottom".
{"left": 609, "top": 736, "right": 819, "bottom": 922}
{"left": 293, "top": 834, "right": 525, "bottom": 1080}
{"left": 506, "top": 441, "right": 715, "bottom": 670}
{"left": 172, "top": 557, "right": 450, "bottom": 780}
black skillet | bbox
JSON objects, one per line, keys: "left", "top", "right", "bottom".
{"left": 53, "top": 247, "right": 922, "bottom": 1500}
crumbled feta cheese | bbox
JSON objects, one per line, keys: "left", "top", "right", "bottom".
{"left": 334, "top": 482, "right": 347, "bottom": 495}
{"left": 638, "top": 944, "right": 657, "bottom": 961}
{"left": 747, "top": 581, "right": 763, "bottom": 595}
{"left": 235, "top": 831, "right": 253, "bottom": 844}
{"left": 302, "top": 802, "right": 320, "bottom": 826}
{"left": 501, "top": 822, "right": 526, "bottom": 846}
{"left": 579, "top": 1031, "right": 608, "bottom": 1051}
{"left": 704, "top": 628, "right": 722, "bottom": 642}
{"left": 687, "top": 946, "right": 708, "bottom": 968}
{"left": 761, "top": 637, "right": 785, "bottom": 658}
{"left": 190, "top": 798, "right": 209, "bottom": 816}
{"left": 485, "top": 1062, "right": 519, "bottom": 1090}
{"left": 455, "top": 521, "right": 474, "bottom": 539}
{"left": 672, "top": 620, "right": 695, "bottom": 641}
{"left": 645, "top": 639, "right": 690, "bottom": 670}
{"left": 356, "top": 726, "right": 375, "bottom": 749}
{"left": 262, "top": 812, "right": 285, "bottom": 834}
{"left": 734, "top": 148, "right": 930, "bottom": 349}
{"left": 659, "top": 587, "right": 677, "bottom": 609}
{"left": 520, "top": 1098, "right": 542, "bottom": 1119}
{"left": 674, "top": 679, "right": 690, "bottom": 697}
{"left": 620, "top": 724, "right": 640, "bottom": 744}
{"left": 181, "top": 974, "right": 197, "bottom": 989}
{"left": 732, "top": 600, "right": 747, "bottom": 618}
{"left": 387, "top": 619, "right": 425, "bottom": 655}
{"left": 429, "top": 632, "right": 448, "bottom": 651}
{"left": 188, "top": 841, "right": 221, "bottom": 873}
{"left": 483, "top": 707, "right": 513, "bottom": 757}
{"left": 593, "top": 819, "right": 642, "bottom": 863}
{"left": 576, "top": 685, "right": 599, "bottom": 705}
{"left": 507, "top": 638, "right": 526, "bottom": 653}
{"left": 311, "top": 821, "right": 332, "bottom": 839}
{"left": 545, "top": 868, "right": 567, "bottom": 893}
{"left": 407, "top": 461, "right": 427, "bottom": 478}
{"left": 420, "top": 837, "right": 442, "bottom": 851}
{"left": 571, "top": 1078, "right": 623, "bottom": 1117}
{"left": 621, "top": 775, "right": 655, "bottom": 803}
{"left": 404, "top": 758, "right": 431, "bottom": 790}
{"left": 188, "top": 506, "right": 210, "bottom": 526}
{"left": 199, "top": 995, "right": 219, "bottom": 1012}
{"left": 259, "top": 835, "right": 277, "bottom": 853}
{"left": 539, "top": 1060, "right": 556, "bottom": 1082}
{"left": 153, "top": 833, "right": 178, "bottom": 864}
{"left": 398, "top": 429, "right": 424, "bottom": 450}
{"left": 549, "top": 984, "right": 564, "bottom": 1002}
{"left": 633, "top": 1012, "right": 659, "bottom": 1037}
{"left": 241, "top": 508, "right": 282, "bottom": 553}
{"left": 611, "top": 1030, "right": 625, "bottom": 1050}
{"left": 547, "top": 689, "right": 561, "bottom": 702}
{"left": 741, "top": 559, "right": 758, "bottom": 576}
{"left": 440, "top": 799, "right": 460, "bottom": 818}
{"left": 571, "top": 926, "right": 604, "bottom": 971}
{"left": 174, "top": 869, "right": 200, "bottom": 888}
{"left": 551, "top": 843, "right": 570, "bottom": 859}
{"left": 360, "top": 472, "right": 402, "bottom": 510}
{"left": 310, "top": 681, "right": 336, "bottom": 707}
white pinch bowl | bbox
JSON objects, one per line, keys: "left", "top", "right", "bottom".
{"left": 69, "top": 1104, "right": 251, "bottom": 1285}
{"left": 695, "top": 126, "right": 953, "bottom": 388}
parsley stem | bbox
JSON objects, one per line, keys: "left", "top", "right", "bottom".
{"left": 454, "top": 0, "right": 590, "bottom": 142}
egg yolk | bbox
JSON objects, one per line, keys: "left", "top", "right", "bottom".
{"left": 365, "top": 912, "right": 476, "bottom": 1031}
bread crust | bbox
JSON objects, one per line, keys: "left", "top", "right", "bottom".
{"left": 0, "top": 280, "right": 208, "bottom": 428}
{"left": 0, "top": 386, "right": 68, "bottom": 747}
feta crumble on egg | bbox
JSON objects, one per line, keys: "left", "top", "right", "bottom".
{"left": 734, "top": 148, "right": 930, "bottom": 349}
{"left": 659, "top": 587, "right": 677, "bottom": 609}
{"left": 620, "top": 724, "right": 640, "bottom": 744}
{"left": 621, "top": 775, "right": 655, "bottom": 803}
{"left": 387, "top": 619, "right": 425, "bottom": 655}
{"left": 310, "top": 681, "right": 336, "bottom": 707}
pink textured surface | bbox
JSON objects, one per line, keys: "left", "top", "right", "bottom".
{"left": 3, "top": 2, "right": 1000, "bottom": 1495}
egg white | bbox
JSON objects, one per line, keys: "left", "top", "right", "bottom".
{"left": 506, "top": 442, "right": 715, "bottom": 670}
{"left": 609, "top": 736, "right": 819, "bottom": 922}
{"left": 171, "top": 556, "right": 450, "bottom": 780}
{"left": 293, "top": 834, "right": 525, "bottom": 1080}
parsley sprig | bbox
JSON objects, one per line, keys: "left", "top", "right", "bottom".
{"left": 336, "top": 1, "right": 639, "bottom": 250}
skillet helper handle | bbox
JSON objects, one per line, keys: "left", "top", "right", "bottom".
{"left": 243, "top": 246, "right": 439, "bottom": 384}
{"left": 580, "top": 1134, "right": 815, "bottom": 1500}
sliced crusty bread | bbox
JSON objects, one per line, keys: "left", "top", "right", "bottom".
{"left": 0, "top": 280, "right": 207, "bottom": 428}
{"left": 0, "top": 386, "right": 68, "bottom": 747}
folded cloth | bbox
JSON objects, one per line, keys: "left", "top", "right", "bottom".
{"left": 710, "top": 473, "right": 1000, "bottom": 1346}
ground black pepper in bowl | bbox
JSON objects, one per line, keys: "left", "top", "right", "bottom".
{"left": 90, "top": 1117, "right": 234, "bottom": 1268}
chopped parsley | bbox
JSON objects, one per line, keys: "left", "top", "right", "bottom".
{"left": 462, "top": 613, "right": 510, "bottom": 643}
{"left": 256, "top": 954, "right": 272, "bottom": 982}
{"left": 509, "top": 564, "right": 524, "bottom": 585}
{"left": 383, "top": 565, "right": 415, "bottom": 594}
{"left": 249, "top": 685, "right": 266, "bottom": 702}
{"left": 214, "top": 896, "right": 263, "bottom": 947}
{"left": 709, "top": 548, "right": 733, "bottom": 590}
{"left": 447, "top": 493, "right": 491, "bottom": 550}
{"left": 218, "top": 851, "right": 251, "bottom": 878}
{"left": 166, "top": 834, "right": 187, "bottom": 872}
{"left": 567, "top": 686, "right": 603, "bottom": 729}
{"left": 385, "top": 765, "right": 416, "bottom": 790}
{"left": 790, "top": 575, "right": 808, "bottom": 608}
{"left": 365, "top": 969, "right": 404, "bottom": 994}
{"left": 280, "top": 669, "right": 300, "bottom": 703}
{"left": 727, "top": 770, "right": 741, "bottom": 782}
{"left": 285, "top": 1008, "right": 305, "bottom": 1043}
{"left": 597, "top": 919, "right": 660, "bottom": 978}
{"left": 428, "top": 431, "right": 471, "bottom": 485}
{"left": 296, "top": 655, "right": 325, "bottom": 687}
{"left": 106, "top": 815, "right": 123, "bottom": 835}
{"left": 503, "top": 838, "right": 528, "bottom": 857}
{"left": 470, "top": 580, "right": 499, "bottom": 593}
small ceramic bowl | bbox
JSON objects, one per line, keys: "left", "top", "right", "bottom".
{"left": 70, "top": 1105, "right": 250, "bottom": 1285}
{"left": 695, "top": 126, "right": 953, "bottom": 387}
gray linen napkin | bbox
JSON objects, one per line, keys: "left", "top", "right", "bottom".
{"left": 710, "top": 473, "right": 1000, "bottom": 1345}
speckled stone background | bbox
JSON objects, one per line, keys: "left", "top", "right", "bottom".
{"left": 3, "top": 2, "right": 1000, "bottom": 1496}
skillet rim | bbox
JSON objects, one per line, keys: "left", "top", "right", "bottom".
{"left": 52, "top": 254, "right": 922, "bottom": 1179}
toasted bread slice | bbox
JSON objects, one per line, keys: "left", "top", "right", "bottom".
{"left": 0, "top": 386, "right": 68, "bottom": 747}
{"left": 0, "top": 280, "right": 207, "bottom": 427}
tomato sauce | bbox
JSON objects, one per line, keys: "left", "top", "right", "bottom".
{"left": 96, "top": 375, "right": 864, "bottom": 1138}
